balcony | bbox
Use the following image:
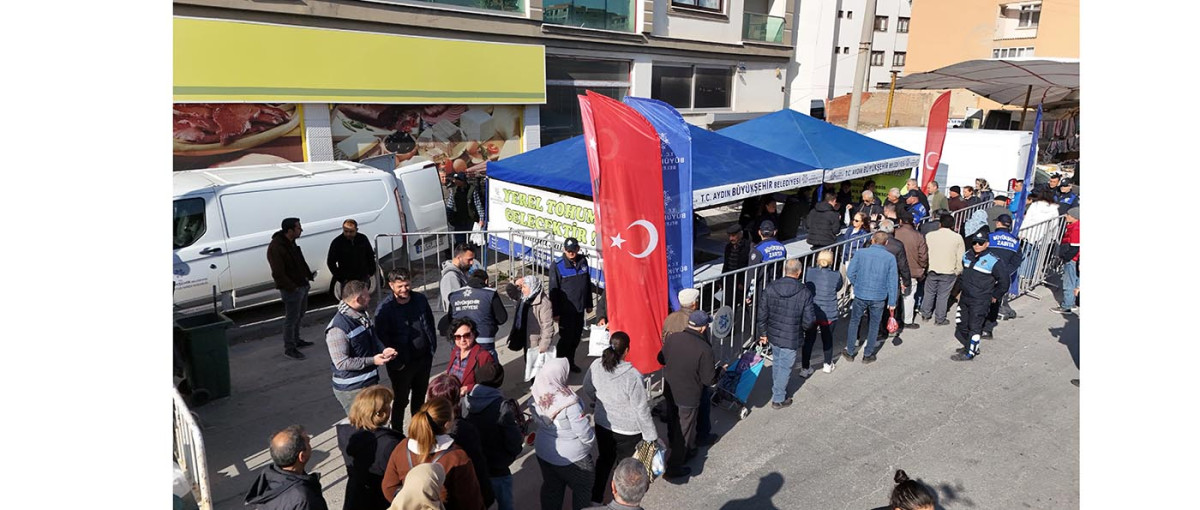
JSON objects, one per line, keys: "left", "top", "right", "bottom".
{"left": 542, "top": 0, "right": 634, "bottom": 32}
{"left": 743, "top": 11, "right": 784, "bottom": 43}
{"left": 417, "top": 0, "right": 524, "bottom": 14}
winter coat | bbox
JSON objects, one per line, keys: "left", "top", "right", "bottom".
{"left": 894, "top": 224, "right": 928, "bottom": 281}
{"left": 244, "top": 465, "right": 329, "bottom": 510}
{"left": 462, "top": 385, "right": 525, "bottom": 477}
{"left": 374, "top": 292, "right": 438, "bottom": 365}
{"left": 960, "top": 250, "right": 1009, "bottom": 305}
{"left": 336, "top": 425, "right": 404, "bottom": 510}
{"left": 326, "top": 232, "right": 377, "bottom": 283}
{"left": 446, "top": 344, "right": 497, "bottom": 394}
{"left": 267, "top": 231, "right": 313, "bottom": 293}
{"left": 532, "top": 401, "right": 595, "bottom": 466}
{"left": 1022, "top": 202, "right": 1062, "bottom": 233}
{"left": 803, "top": 267, "right": 843, "bottom": 322}
{"left": 448, "top": 419, "right": 493, "bottom": 508}
{"left": 579, "top": 359, "right": 659, "bottom": 441}
{"left": 881, "top": 236, "right": 912, "bottom": 285}
{"left": 382, "top": 438, "right": 484, "bottom": 510}
{"left": 514, "top": 290, "right": 556, "bottom": 353}
{"left": 550, "top": 254, "right": 594, "bottom": 315}
{"left": 928, "top": 191, "right": 949, "bottom": 213}
{"left": 754, "top": 276, "right": 817, "bottom": 350}
{"left": 846, "top": 245, "right": 899, "bottom": 307}
{"left": 805, "top": 202, "right": 843, "bottom": 246}
{"left": 660, "top": 329, "right": 720, "bottom": 408}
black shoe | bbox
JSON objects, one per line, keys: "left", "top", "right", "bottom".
{"left": 841, "top": 351, "right": 856, "bottom": 362}
{"left": 295, "top": 340, "right": 315, "bottom": 348}
{"left": 920, "top": 314, "right": 932, "bottom": 323}
{"left": 685, "top": 448, "right": 698, "bottom": 461}
{"left": 663, "top": 467, "right": 692, "bottom": 480}
{"left": 905, "top": 323, "right": 921, "bottom": 330}
{"left": 569, "top": 364, "right": 582, "bottom": 374}
{"left": 981, "top": 331, "right": 994, "bottom": 340}
{"left": 696, "top": 433, "right": 719, "bottom": 447}
{"left": 1070, "top": 379, "right": 1079, "bottom": 387}
{"left": 935, "top": 319, "right": 951, "bottom": 326}
{"left": 770, "top": 398, "right": 793, "bottom": 409}
{"left": 862, "top": 355, "right": 877, "bottom": 365}
{"left": 284, "top": 349, "right": 306, "bottom": 360}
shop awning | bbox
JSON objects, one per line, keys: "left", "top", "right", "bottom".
{"left": 895, "top": 58, "right": 1079, "bottom": 107}
{"left": 173, "top": 17, "right": 545, "bottom": 104}
{"left": 717, "top": 109, "right": 919, "bottom": 182}
{"left": 487, "top": 125, "right": 822, "bottom": 207}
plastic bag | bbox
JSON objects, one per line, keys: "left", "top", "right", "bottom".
{"left": 633, "top": 440, "right": 666, "bottom": 480}
{"left": 886, "top": 309, "right": 899, "bottom": 334}
{"left": 587, "top": 326, "right": 610, "bottom": 357}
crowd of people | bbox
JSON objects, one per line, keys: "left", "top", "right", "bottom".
{"left": 247, "top": 172, "right": 1080, "bottom": 510}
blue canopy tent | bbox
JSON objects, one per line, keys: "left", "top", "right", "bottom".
{"left": 487, "top": 124, "right": 823, "bottom": 207}
{"left": 718, "top": 109, "right": 920, "bottom": 183}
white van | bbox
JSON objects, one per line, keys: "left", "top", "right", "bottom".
{"left": 360, "top": 155, "right": 451, "bottom": 261}
{"left": 172, "top": 161, "right": 406, "bottom": 313}
{"left": 865, "top": 127, "right": 1045, "bottom": 192}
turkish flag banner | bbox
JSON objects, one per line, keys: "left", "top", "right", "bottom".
{"left": 578, "top": 91, "right": 669, "bottom": 374}
{"left": 920, "top": 91, "right": 952, "bottom": 190}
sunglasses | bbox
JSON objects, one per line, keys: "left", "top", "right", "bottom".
{"left": 972, "top": 240, "right": 988, "bottom": 246}
{"left": 453, "top": 333, "right": 473, "bottom": 340}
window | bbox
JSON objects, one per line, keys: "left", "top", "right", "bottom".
{"left": 174, "top": 198, "right": 207, "bottom": 249}
{"left": 1018, "top": 4, "right": 1041, "bottom": 28}
{"left": 993, "top": 46, "right": 1035, "bottom": 58}
{"left": 874, "top": 16, "right": 888, "bottom": 32}
{"left": 385, "top": 0, "right": 524, "bottom": 14}
{"left": 672, "top": 0, "right": 721, "bottom": 12}
{"left": 542, "top": 0, "right": 635, "bottom": 32}
{"left": 541, "top": 57, "right": 630, "bottom": 145}
{"left": 893, "top": 52, "right": 906, "bottom": 67}
{"left": 838, "top": 10, "right": 844, "bottom": 18}
{"left": 652, "top": 65, "right": 733, "bottom": 109}
{"left": 847, "top": 11, "right": 853, "bottom": 19}
{"left": 897, "top": 17, "right": 910, "bottom": 33}
{"left": 843, "top": 47, "right": 850, "bottom": 54}
{"left": 870, "top": 51, "right": 885, "bottom": 66}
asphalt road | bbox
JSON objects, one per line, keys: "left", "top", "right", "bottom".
{"left": 192, "top": 284, "right": 1078, "bottom": 510}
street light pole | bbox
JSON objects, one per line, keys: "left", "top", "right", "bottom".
{"left": 847, "top": 0, "right": 879, "bottom": 132}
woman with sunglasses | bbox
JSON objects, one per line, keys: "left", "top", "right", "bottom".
{"left": 445, "top": 317, "right": 498, "bottom": 396}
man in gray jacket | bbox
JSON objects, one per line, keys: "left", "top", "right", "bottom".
{"left": 439, "top": 242, "right": 475, "bottom": 310}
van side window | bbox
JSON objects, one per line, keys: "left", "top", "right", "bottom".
{"left": 174, "top": 198, "right": 207, "bottom": 249}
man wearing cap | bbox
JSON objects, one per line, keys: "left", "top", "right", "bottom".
{"left": 904, "top": 193, "right": 929, "bottom": 225}
{"left": 1055, "top": 181, "right": 1079, "bottom": 215}
{"left": 550, "top": 237, "right": 594, "bottom": 373}
{"left": 926, "top": 181, "right": 949, "bottom": 214}
{"left": 982, "top": 214, "right": 1022, "bottom": 337}
{"left": 719, "top": 223, "right": 751, "bottom": 308}
{"left": 657, "top": 288, "right": 717, "bottom": 448}
{"left": 906, "top": 179, "right": 930, "bottom": 211}
{"left": 659, "top": 310, "right": 725, "bottom": 479}
{"left": 805, "top": 192, "right": 842, "bottom": 251}
{"left": 1052, "top": 207, "right": 1081, "bottom": 315}
{"left": 947, "top": 186, "right": 967, "bottom": 211}
{"left": 756, "top": 259, "right": 817, "bottom": 409}
{"left": 986, "top": 195, "right": 1011, "bottom": 227}
{"left": 952, "top": 232, "right": 1009, "bottom": 361}
{"left": 440, "top": 268, "right": 508, "bottom": 360}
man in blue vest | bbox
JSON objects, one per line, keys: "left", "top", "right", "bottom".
{"left": 982, "top": 215, "right": 1022, "bottom": 338}
{"left": 747, "top": 220, "right": 787, "bottom": 310}
{"left": 550, "top": 237, "right": 593, "bottom": 373}
{"left": 325, "top": 280, "right": 396, "bottom": 414}
{"left": 1055, "top": 180, "right": 1079, "bottom": 215}
{"left": 440, "top": 269, "right": 508, "bottom": 360}
{"left": 952, "top": 232, "right": 1009, "bottom": 361}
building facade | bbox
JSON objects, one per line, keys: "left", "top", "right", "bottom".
{"left": 173, "top": 0, "right": 797, "bottom": 171}
{"left": 905, "top": 0, "right": 1079, "bottom": 73}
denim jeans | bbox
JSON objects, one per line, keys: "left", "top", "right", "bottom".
{"left": 770, "top": 345, "right": 796, "bottom": 403}
{"left": 490, "top": 475, "right": 514, "bottom": 510}
{"left": 1062, "top": 260, "right": 1078, "bottom": 308}
{"left": 279, "top": 285, "right": 309, "bottom": 351}
{"left": 846, "top": 298, "right": 885, "bottom": 357}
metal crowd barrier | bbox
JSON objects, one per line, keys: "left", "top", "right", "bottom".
{"left": 173, "top": 388, "right": 212, "bottom": 510}
{"left": 1016, "top": 215, "right": 1070, "bottom": 296}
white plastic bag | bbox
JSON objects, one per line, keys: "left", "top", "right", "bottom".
{"left": 468, "top": 222, "right": 486, "bottom": 247}
{"left": 587, "top": 327, "right": 610, "bottom": 357}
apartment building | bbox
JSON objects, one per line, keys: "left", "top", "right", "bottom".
{"left": 785, "top": 0, "right": 911, "bottom": 117}
{"left": 905, "top": 0, "right": 1079, "bottom": 72}
{"left": 173, "top": 0, "right": 797, "bottom": 171}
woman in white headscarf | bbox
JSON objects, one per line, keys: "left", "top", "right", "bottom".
{"left": 531, "top": 357, "right": 595, "bottom": 510}
{"left": 388, "top": 462, "right": 447, "bottom": 510}
{"left": 504, "top": 275, "right": 556, "bottom": 382}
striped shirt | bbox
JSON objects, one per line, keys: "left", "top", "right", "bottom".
{"left": 326, "top": 303, "right": 383, "bottom": 372}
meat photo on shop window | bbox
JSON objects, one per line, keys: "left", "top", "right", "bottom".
{"left": 173, "top": 103, "right": 300, "bottom": 156}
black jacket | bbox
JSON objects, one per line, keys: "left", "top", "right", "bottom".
{"left": 267, "top": 231, "right": 313, "bottom": 293}
{"left": 244, "top": 465, "right": 329, "bottom": 510}
{"left": 463, "top": 385, "right": 525, "bottom": 477}
{"left": 550, "top": 254, "right": 594, "bottom": 315}
{"left": 805, "top": 202, "right": 843, "bottom": 246}
{"left": 326, "top": 232, "right": 377, "bottom": 283}
{"left": 374, "top": 292, "right": 438, "bottom": 364}
{"left": 660, "top": 329, "right": 719, "bottom": 408}
{"left": 335, "top": 425, "right": 403, "bottom": 510}
{"left": 755, "top": 276, "right": 817, "bottom": 350}
{"left": 881, "top": 236, "right": 912, "bottom": 286}
{"left": 722, "top": 237, "right": 751, "bottom": 274}
{"left": 449, "top": 418, "right": 495, "bottom": 508}
{"left": 961, "top": 250, "right": 1009, "bottom": 304}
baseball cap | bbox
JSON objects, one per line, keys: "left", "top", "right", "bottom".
{"left": 970, "top": 232, "right": 989, "bottom": 245}
{"left": 726, "top": 223, "right": 744, "bottom": 235}
{"left": 563, "top": 237, "right": 580, "bottom": 252}
{"left": 759, "top": 220, "right": 777, "bottom": 233}
{"left": 996, "top": 214, "right": 1013, "bottom": 228}
{"left": 678, "top": 288, "right": 700, "bottom": 306}
{"left": 949, "top": 185, "right": 961, "bottom": 194}
{"left": 993, "top": 194, "right": 1008, "bottom": 202}
{"left": 687, "top": 310, "right": 712, "bottom": 328}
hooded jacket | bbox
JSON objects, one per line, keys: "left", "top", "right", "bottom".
{"left": 579, "top": 358, "right": 659, "bottom": 441}
{"left": 439, "top": 261, "right": 469, "bottom": 310}
{"left": 755, "top": 276, "right": 817, "bottom": 350}
{"left": 244, "top": 465, "right": 329, "bottom": 510}
{"left": 463, "top": 385, "right": 524, "bottom": 477}
{"left": 805, "top": 201, "right": 843, "bottom": 246}
{"left": 267, "top": 231, "right": 313, "bottom": 293}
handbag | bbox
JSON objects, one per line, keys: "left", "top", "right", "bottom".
{"left": 632, "top": 440, "right": 666, "bottom": 480}
{"left": 886, "top": 309, "right": 899, "bottom": 334}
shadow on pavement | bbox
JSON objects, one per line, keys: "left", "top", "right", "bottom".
{"left": 717, "top": 472, "right": 784, "bottom": 510}
{"left": 1049, "top": 313, "right": 1079, "bottom": 370}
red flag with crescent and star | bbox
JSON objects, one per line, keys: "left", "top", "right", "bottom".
{"left": 578, "top": 91, "right": 669, "bottom": 374}
{"left": 920, "top": 91, "right": 952, "bottom": 190}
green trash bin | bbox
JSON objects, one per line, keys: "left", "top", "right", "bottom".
{"left": 175, "top": 311, "right": 234, "bottom": 401}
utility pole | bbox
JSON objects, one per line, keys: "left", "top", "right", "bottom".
{"left": 884, "top": 70, "right": 899, "bottom": 127}
{"left": 847, "top": 0, "right": 879, "bottom": 132}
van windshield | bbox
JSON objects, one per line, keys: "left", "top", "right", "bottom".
{"left": 174, "top": 198, "right": 206, "bottom": 249}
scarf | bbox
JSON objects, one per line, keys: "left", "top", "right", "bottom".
{"left": 388, "top": 462, "right": 446, "bottom": 510}
{"left": 532, "top": 357, "right": 577, "bottom": 419}
{"left": 337, "top": 301, "right": 372, "bottom": 330}
{"left": 964, "top": 210, "right": 989, "bottom": 237}
{"left": 514, "top": 276, "right": 543, "bottom": 330}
